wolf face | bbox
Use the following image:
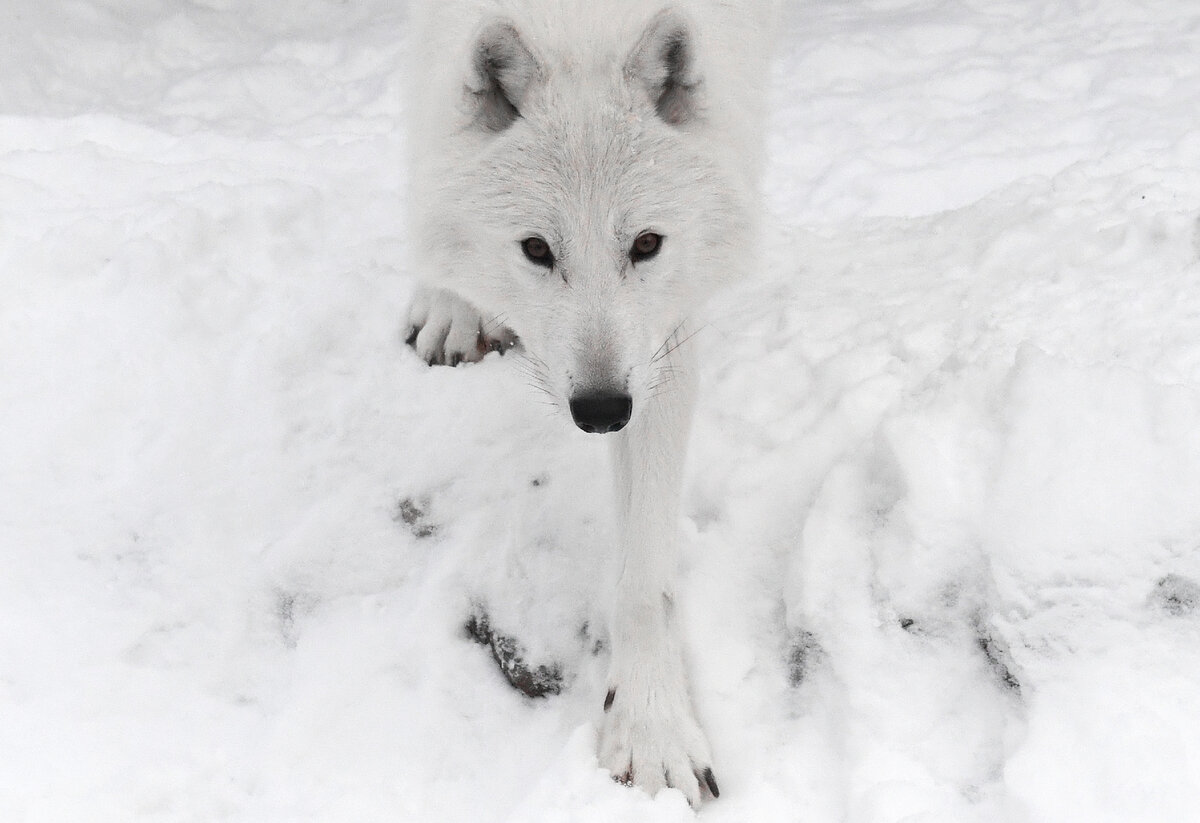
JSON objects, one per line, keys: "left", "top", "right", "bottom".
{"left": 419, "top": 9, "right": 751, "bottom": 431}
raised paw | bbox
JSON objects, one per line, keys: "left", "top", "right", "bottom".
{"left": 599, "top": 682, "right": 718, "bottom": 807}
{"left": 404, "top": 285, "right": 517, "bottom": 366}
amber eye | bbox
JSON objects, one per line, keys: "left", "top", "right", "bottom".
{"left": 522, "top": 236, "right": 554, "bottom": 268}
{"left": 630, "top": 231, "right": 663, "bottom": 263}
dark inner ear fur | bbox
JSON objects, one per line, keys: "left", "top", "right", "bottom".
{"left": 470, "top": 20, "right": 541, "bottom": 133}
{"left": 627, "top": 8, "right": 700, "bottom": 127}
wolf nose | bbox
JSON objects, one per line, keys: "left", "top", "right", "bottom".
{"left": 569, "top": 393, "right": 632, "bottom": 434}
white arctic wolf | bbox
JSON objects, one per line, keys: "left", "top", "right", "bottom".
{"left": 404, "top": 0, "right": 776, "bottom": 806}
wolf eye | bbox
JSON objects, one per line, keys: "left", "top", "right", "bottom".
{"left": 522, "top": 236, "right": 554, "bottom": 268}
{"left": 630, "top": 231, "right": 663, "bottom": 263}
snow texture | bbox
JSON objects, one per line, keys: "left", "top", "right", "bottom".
{"left": 3, "top": 0, "right": 1200, "bottom": 821}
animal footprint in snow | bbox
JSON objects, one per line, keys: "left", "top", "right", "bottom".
{"left": 1151, "top": 574, "right": 1200, "bottom": 616}
{"left": 394, "top": 496, "right": 439, "bottom": 539}
{"left": 464, "top": 608, "right": 564, "bottom": 698}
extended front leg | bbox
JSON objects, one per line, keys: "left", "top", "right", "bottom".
{"left": 405, "top": 284, "right": 517, "bottom": 366}
{"left": 598, "top": 350, "right": 718, "bottom": 807}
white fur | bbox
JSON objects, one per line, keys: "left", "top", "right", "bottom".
{"left": 404, "top": 0, "right": 777, "bottom": 806}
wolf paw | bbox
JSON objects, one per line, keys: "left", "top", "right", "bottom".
{"left": 404, "top": 285, "right": 517, "bottom": 366}
{"left": 599, "top": 681, "right": 718, "bottom": 807}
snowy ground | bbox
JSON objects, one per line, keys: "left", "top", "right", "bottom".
{"left": 3, "top": 0, "right": 1200, "bottom": 820}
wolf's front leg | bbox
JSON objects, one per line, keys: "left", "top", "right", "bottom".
{"left": 405, "top": 284, "right": 517, "bottom": 366}
{"left": 599, "top": 353, "right": 717, "bottom": 807}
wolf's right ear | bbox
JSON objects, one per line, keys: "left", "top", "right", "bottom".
{"left": 466, "top": 19, "right": 542, "bottom": 132}
{"left": 625, "top": 8, "right": 701, "bottom": 126}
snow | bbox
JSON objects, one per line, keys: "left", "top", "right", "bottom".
{"left": 3, "top": 0, "right": 1200, "bottom": 820}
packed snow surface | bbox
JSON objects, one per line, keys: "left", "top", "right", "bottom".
{"left": 4, "top": 0, "right": 1200, "bottom": 820}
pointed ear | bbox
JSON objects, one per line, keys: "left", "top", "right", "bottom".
{"left": 625, "top": 8, "right": 701, "bottom": 126}
{"left": 467, "top": 19, "right": 543, "bottom": 132}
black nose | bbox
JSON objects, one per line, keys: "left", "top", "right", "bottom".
{"left": 569, "top": 393, "right": 632, "bottom": 434}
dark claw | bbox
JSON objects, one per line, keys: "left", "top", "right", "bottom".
{"left": 449, "top": 353, "right": 462, "bottom": 367}
{"left": 405, "top": 326, "right": 419, "bottom": 347}
{"left": 604, "top": 688, "right": 615, "bottom": 711}
{"left": 701, "top": 767, "right": 720, "bottom": 799}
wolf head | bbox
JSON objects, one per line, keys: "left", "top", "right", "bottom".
{"left": 418, "top": 6, "right": 753, "bottom": 433}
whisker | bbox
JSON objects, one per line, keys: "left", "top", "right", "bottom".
{"left": 652, "top": 322, "right": 709, "bottom": 364}
{"left": 650, "top": 319, "right": 688, "bottom": 364}
{"left": 647, "top": 382, "right": 677, "bottom": 403}
{"left": 650, "top": 321, "right": 683, "bottom": 361}
{"left": 517, "top": 350, "right": 549, "bottom": 371}
{"left": 513, "top": 350, "right": 560, "bottom": 407}
{"left": 480, "top": 312, "right": 509, "bottom": 337}
{"left": 647, "top": 373, "right": 676, "bottom": 392}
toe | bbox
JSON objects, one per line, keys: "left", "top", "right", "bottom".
{"left": 443, "top": 325, "right": 484, "bottom": 366}
{"left": 413, "top": 322, "right": 448, "bottom": 365}
{"left": 664, "top": 752, "right": 703, "bottom": 808}
{"left": 485, "top": 326, "right": 519, "bottom": 354}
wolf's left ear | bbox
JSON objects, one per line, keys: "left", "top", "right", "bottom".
{"left": 467, "top": 19, "right": 543, "bottom": 132}
{"left": 625, "top": 8, "right": 701, "bottom": 126}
